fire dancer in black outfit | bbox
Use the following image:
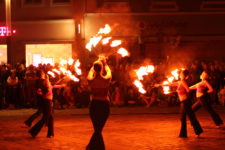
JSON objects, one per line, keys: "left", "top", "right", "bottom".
{"left": 86, "top": 57, "right": 112, "bottom": 150}
{"left": 190, "top": 71, "right": 223, "bottom": 127}
{"left": 23, "top": 69, "right": 45, "bottom": 127}
{"left": 28, "top": 74, "right": 64, "bottom": 138}
{"left": 156, "top": 70, "right": 203, "bottom": 138}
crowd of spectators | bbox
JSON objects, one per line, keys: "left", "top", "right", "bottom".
{"left": 0, "top": 58, "right": 225, "bottom": 110}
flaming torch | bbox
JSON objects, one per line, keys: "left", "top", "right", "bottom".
{"left": 117, "top": 48, "right": 129, "bottom": 57}
{"left": 133, "top": 65, "right": 155, "bottom": 94}
{"left": 85, "top": 24, "right": 129, "bottom": 58}
{"left": 134, "top": 80, "right": 146, "bottom": 94}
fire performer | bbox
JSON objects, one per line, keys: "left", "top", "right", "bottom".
{"left": 23, "top": 69, "right": 46, "bottom": 127}
{"left": 28, "top": 72, "right": 64, "bottom": 138}
{"left": 156, "top": 70, "right": 203, "bottom": 137}
{"left": 86, "top": 57, "right": 112, "bottom": 150}
{"left": 190, "top": 71, "right": 223, "bottom": 127}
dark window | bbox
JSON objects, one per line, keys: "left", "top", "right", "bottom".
{"left": 52, "top": 0, "right": 71, "bottom": 3}
{"left": 24, "top": 0, "right": 42, "bottom": 4}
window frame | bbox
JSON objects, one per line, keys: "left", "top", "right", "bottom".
{"left": 50, "top": 0, "right": 72, "bottom": 7}
{"left": 21, "top": 0, "right": 45, "bottom": 8}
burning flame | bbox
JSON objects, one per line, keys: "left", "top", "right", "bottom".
{"left": 162, "top": 81, "right": 170, "bottom": 94}
{"left": 102, "top": 37, "right": 112, "bottom": 45}
{"left": 86, "top": 24, "right": 129, "bottom": 58}
{"left": 47, "top": 71, "right": 55, "bottom": 78}
{"left": 52, "top": 69, "right": 60, "bottom": 75}
{"left": 161, "top": 68, "right": 186, "bottom": 95}
{"left": 134, "top": 80, "right": 146, "bottom": 94}
{"left": 86, "top": 36, "right": 103, "bottom": 51}
{"left": 136, "top": 65, "right": 155, "bottom": 80}
{"left": 117, "top": 48, "right": 129, "bottom": 57}
{"left": 60, "top": 59, "right": 67, "bottom": 66}
{"left": 68, "top": 58, "right": 74, "bottom": 65}
{"left": 133, "top": 65, "right": 155, "bottom": 94}
{"left": 110, "top": 40, "right": 122, "bottom": 47}
{"left": 74, "top": 59, "right": 82, "bottom": 75}
{"left": 168, "top": 76, "right": 175, "bottom": 83}
{"left": 98, "top": 24, "right": 111, "bottom": 35}
{"left": 171, "top": 69, "right": 179, "bottom": 80}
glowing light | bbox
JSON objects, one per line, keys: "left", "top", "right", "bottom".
{"left": 102, "top": 37, "right": 112, "bottom": 45}
{"left": 168, "top": 76, "right": 175, "bottom": 83}
{"left": 110, "top": 40, "right": 122, "bottom": 47}
{"left": 117, "top": 48, "right": 129, "bottom": 57}
{"left": 67, "top": 58, "right": 74, "bottom": 65}
{"left": 86, "top": 36, "right": 103, "bottom": 51}
{"left": 134, "top": 80, "right": 146, "bottom": 94}
{"left": 0, "top": 26, "right": 16, "bottom": 36}
{"left": 42, "top": 57, "right": 53, "bottom": 65}
{"left": 171, "top": 69, "right": 179, "bottom": 80}
{"left": 133, "top": 65, "right": 155, "bottom": 94}
{"left": 52, "top": 69, "right": 60, "bottom": 75}
{"left": 136, "top": 65, "right": 155, "bottom": 80}
{"left": 98, "top": 24, "right": 111, "bottom": 35}
{"left": 74, "top": 59, "right": 82, "bottom": 75}
{"left": 48, "top": 71, "right": 55, "bottom": 78}
{"left": 60, "top": 59, "right": 67, "bottom": 66}
{"left": 162, "top": 81, "right": 170, "bottom": 94}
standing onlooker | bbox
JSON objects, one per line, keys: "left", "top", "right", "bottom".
{"left": 6, "top": 70, "right": 19, "bottom": 109}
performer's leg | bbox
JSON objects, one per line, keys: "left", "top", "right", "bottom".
{"left": 201, "top": 98, "right": 223, "bottom": 126}
{"left": 185, "top": 100, "right": 203, "bottom": 135}
{"left": 179, "top": 101, "right": 187, "bottom": 137}
{"left": 192, "top": 99, "right": 202, "bottom": 112}
{"left": 88, "top": 100, "right": 110, "bottom": 150}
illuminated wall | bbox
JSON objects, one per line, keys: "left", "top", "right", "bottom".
{"left": 0, "top": 45, "right": 7, "bottom": 64}
{"left": 26, "top": 44, "right": 72, "bottom": 67}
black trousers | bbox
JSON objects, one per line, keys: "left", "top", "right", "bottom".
{"left": 29, "top": 99, "right": 54, "bottom": 137}
{"left": 179, "top": 99, "right": 203, "bottom": 137}
{"left": 87, "top": 100, "right": 110, "bottom": 150}
{"left": 192, "top": 95, "right": 223, "bottom": 126}
{"left": 24, "top": 94, "right": 43, "bottom": 127}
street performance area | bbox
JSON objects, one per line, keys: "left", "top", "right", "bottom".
{"left": 0, "top": 106, "right": 225, "bottom": 150}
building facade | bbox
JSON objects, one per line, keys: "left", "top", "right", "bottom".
{"left": 0, "top": 0, "right": 225, "bottom": 66}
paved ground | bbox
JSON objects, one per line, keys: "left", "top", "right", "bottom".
{"left": 0, "top": 106, "right": 225, "bottom": 150}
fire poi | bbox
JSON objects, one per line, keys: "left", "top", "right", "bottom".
{"left": 85, "top": 24, "right": 130, "bottom": 58}
{"left": 133, "top": 65, "right": 155, "bottom": 94}
{"left": 161, "top": 68, "right": 185, "bottom": 94}
{"left": 47, "top": 58, "right": 81, "bottom": 82}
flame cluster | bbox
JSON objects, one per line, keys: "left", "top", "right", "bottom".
{"left": 133, "top": 65, "right": 155, "bottom": 94}
{"left": 162, "top": 68, "right": 184, "bottom": 94}
{"left": 47, "top": 58, "right": 82, "bottom": 82}
{"left": 85, "top": 24, "right": 129, "bottom": 57}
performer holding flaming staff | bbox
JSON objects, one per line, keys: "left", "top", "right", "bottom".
{"left": 28, "top": 71, "right": 64, "bottom": 138}
{"left": 86, "top": 56, "right": 112, "bottom": 150}
{"left": 156, "top": 70, "right": 203, "bottom": 137}
{"left": 190, "top": 71, "right": 223, "bottom": 127}
{"left": 23, "top": 69, "right": 46, "bottom": 127}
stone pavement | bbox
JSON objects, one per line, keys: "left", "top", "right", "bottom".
{"left": 0, "top": 106, "right": 225, "bottom": 150}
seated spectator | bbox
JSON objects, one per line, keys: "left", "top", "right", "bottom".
{"left": 124, "top": 87, "right": 140, "bottom": 106}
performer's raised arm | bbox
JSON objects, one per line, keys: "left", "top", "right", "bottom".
{"left": 87, "top": 66, "right": 95, "bottom": 80}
